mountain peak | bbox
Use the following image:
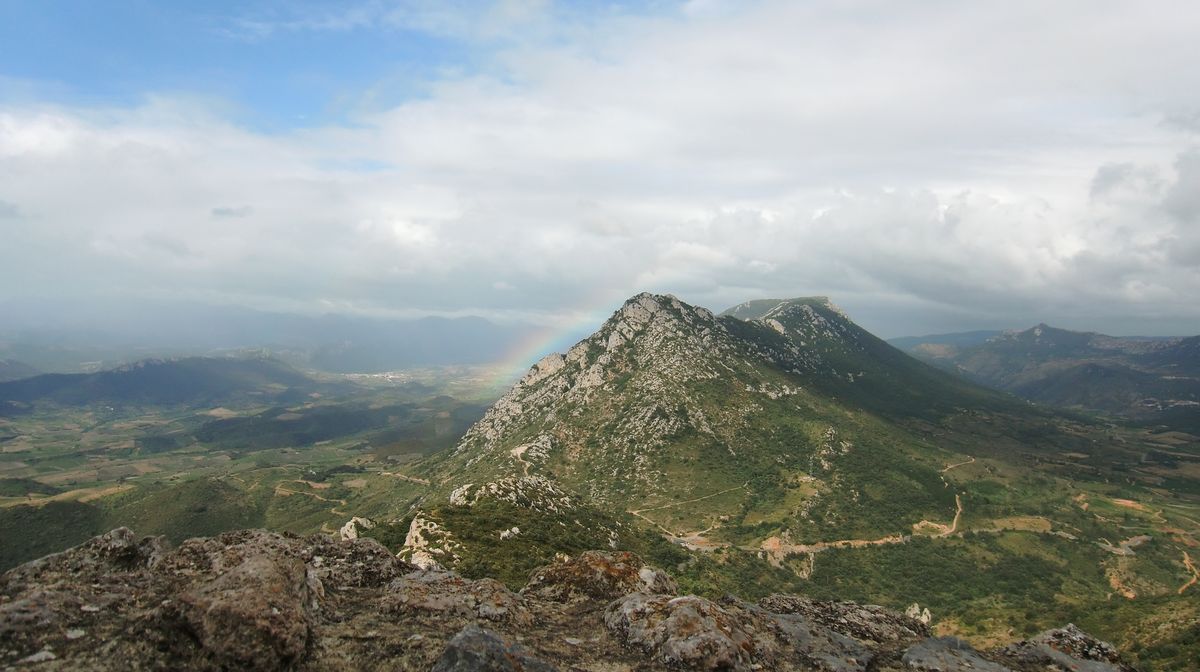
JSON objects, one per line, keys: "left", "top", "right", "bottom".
{"left": 720, "top": 296, "right": 845, "bottom": 322}
{"left": 613, "top": 292, "right": 713, "bottom": 328}
{"left": 992, "top": 323, "right": 1096, "bottom": 349}
{"left": 513, "top": 292, "right": 721, "bottom": 392}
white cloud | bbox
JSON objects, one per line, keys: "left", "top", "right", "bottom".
{"left": 2, "top": 1, "right": 1200, "bottom": 336}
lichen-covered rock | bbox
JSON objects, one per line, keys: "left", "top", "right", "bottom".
{"left": 431, "top": 624, "right": 557, "bottom": 672}
{"left": 605, "top": 593, "right": 762, "bottom": 670}
{"left": 303, "top": 535, "right": 411, "bottom": 590}
{"left": 523, "top": 551, "right": 676, "bottom": 602}
{"left": 385, "top": 570, "right": 532, "bottom": 626}
{"left": 901, "top": 637, "right": 1012, "bottom": 671}
{"left": 998, "top": 624, "right": 1133, "bottom": 672}
{"left": 2, "top": 527, "right": 167, "bottom": 583}
{"left": 177, "top": 554, "right": 313, "bottom": 670}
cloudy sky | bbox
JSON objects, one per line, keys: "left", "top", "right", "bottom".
{"left": 2, "top": 0, "right": 1200, "bottom": 338}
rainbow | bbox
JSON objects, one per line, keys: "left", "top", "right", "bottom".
{"left": 485, "top": 291, "right": 629, "bottom": 392}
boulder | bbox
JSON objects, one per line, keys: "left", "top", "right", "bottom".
{"left": 760, "top": 594, "right": 929, "bottom": 645}
{"left": 431, "top": 624, "right": 557, "bottom": 672}
{"left": 178, "top": 554, "right": 313, "bottom": 670}
{"left": 385, "top": 570, "right": 532, "bottom": 626}
{"left": 304, "top": 535, "right": 409, "bottom": 590}
{"left": 1, "top": 528, "right": 167, "bottom": 585}
{"left": 605, "top": 593, "right": 761, "bottom": 671}
{"left": 523, "top": 551, "right": 677, "bottom": 602}
{"left": 999, "top": 624, "right": 1134, "bottom": 672}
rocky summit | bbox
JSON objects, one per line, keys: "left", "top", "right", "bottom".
{"left": 0, "top": 527, "right": 1134, "bottom": 671}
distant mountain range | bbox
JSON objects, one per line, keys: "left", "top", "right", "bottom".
{"left": 892, "top": 324, "right": 1200, "bottom": 430}
{"left": 0, "top": 299, "right": 535, "bottom": 374}
{"left": 0, "top": 356, "right": 334, "bottom": 414}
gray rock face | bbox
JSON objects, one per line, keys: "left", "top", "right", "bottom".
{"left": 760, "top": 594, "right": 930, "bottom": 645}
{"left": 770, "top": 611, "right": 875, "bottom": 672}
{"left": 0, "top": 529, "right": 1135, "bottom": 671}
{"left": 431, "top": 624, "right": 557, "bottom": 672}
{"left": 901, "top": 637, "right": 1012, "bottom": 671}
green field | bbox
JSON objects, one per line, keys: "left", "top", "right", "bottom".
{"left": 0, "top": 366, "right": 500, "bottom": 570}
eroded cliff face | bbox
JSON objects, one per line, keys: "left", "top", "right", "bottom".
{"left": 0, "top": 528, "right": 1133, "bottom": 671}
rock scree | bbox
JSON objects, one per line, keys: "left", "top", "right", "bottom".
{"left": 0, "top": 528, "right": 1135, "bottom": 671}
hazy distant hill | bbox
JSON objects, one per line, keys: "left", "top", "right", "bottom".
{"left": 894, "top": 324, "right": 1199, "bottom": 429}
{"left": 305, "top": 316, "right": 529, "bottom": 373}
{"left": 0, "top": 359, "right": 38, "bottom": 383}
{"left": 0, "top": 356, "right": 327, "bottom": 412}
{"left": 887, "top": 330, "right": 1002, "bottom": 353}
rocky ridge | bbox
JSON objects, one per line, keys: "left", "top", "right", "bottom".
{"left": 0, "top": 528, "right": 1134, "bottom": 671}
{"left": 422, "top": 295, "right": 857, "bottom": 508}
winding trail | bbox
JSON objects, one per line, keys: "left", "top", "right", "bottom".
{"left": 941, "top": 494, "right": 964, "bottom": 536}
{"left": 750, "top": 460, "right": 970, "bottom": 562}
{"left": 1181, "top": 552, "right": 1199, "bottom": 595}
{"left": 510, "top": 445, "right": 533, "bottom": 477}
{"left": 941, "top": 456, "right": 976, "bottom": 473}
{"left": 380, "top": 471, "right": 430, "bottom": 485}
{"left": 274, "top": 484, "right": 350, "bottom": 517}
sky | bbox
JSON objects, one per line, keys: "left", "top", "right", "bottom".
{"left": 2, "top": 0, "right": 1200, "bottom": 339}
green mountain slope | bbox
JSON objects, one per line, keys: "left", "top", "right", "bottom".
{"left": 415, "top": 294, "right": 1003, "bottom": 545}
{"left": 385, "top": 293, "right": 1200, "bottom": 669}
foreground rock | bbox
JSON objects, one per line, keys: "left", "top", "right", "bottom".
{"left": 0, "top": 529, "right": 1134, "bottom": 671}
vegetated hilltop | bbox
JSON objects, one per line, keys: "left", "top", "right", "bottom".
{"left": 385, "top": 293, "right": 1199, "bottom": 670}
{"left": 0, "top": 527, "right": 1137, "bottom": 671}
{"left": 896, "top": 324, "right": 1200, "bottom": 431}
